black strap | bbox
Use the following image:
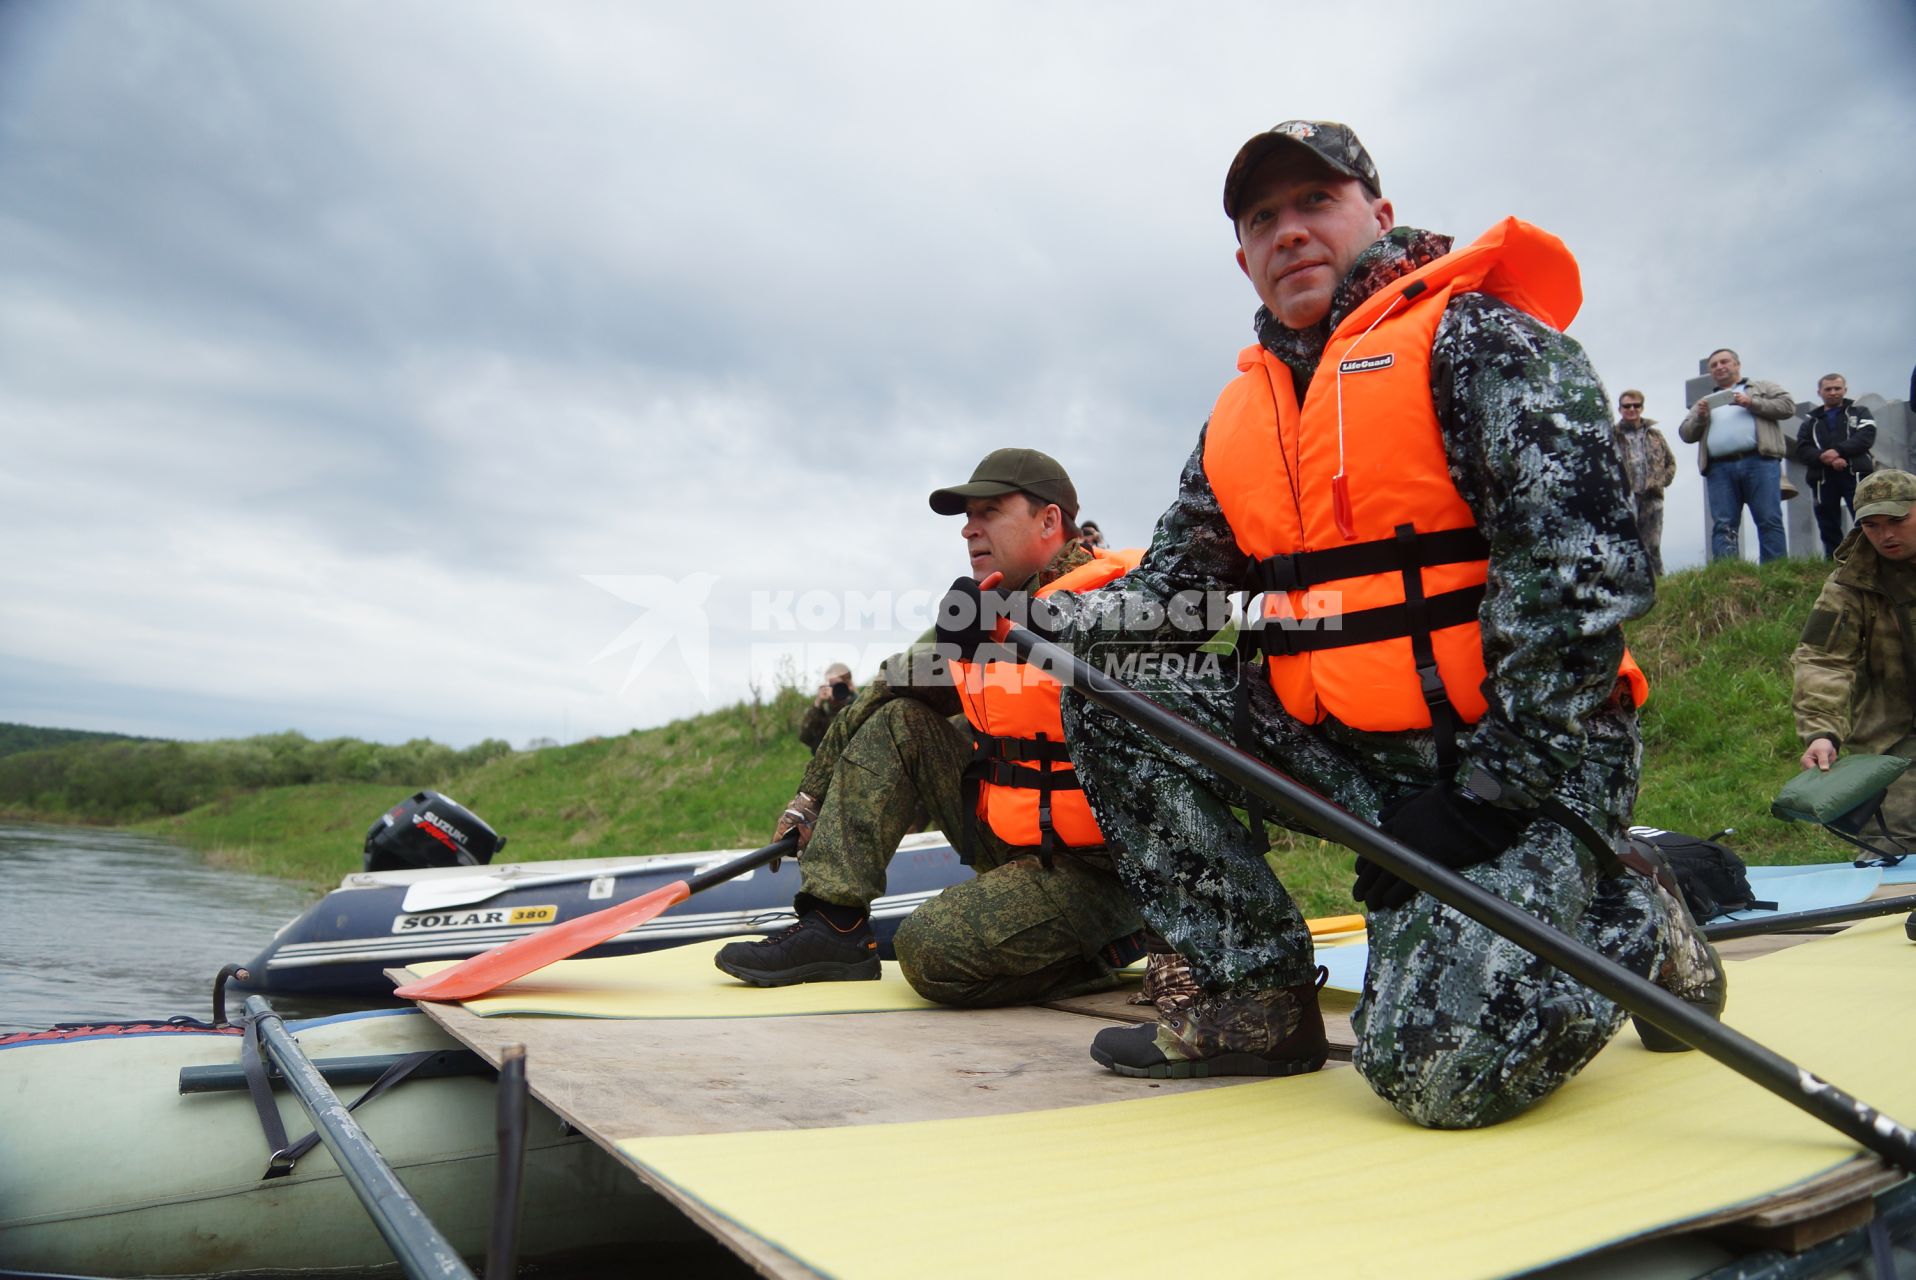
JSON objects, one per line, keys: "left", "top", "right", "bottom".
{"left": 1243, "top": 526, "right": 1488, "bottom": 594}
{"left": 1537, "top": 795, "right": 1629, "bottom": 879}
{"left": 240, "top": 1028, "right": 439, "bottom": 1180}
{"left": 1393, "top": 523, "right": 1461, "bottom": 776}
{"left": 239, "top": 1016, "right": 296, "bottom": 1178}
{"left": 1231, "top": 636, "right": 1271, "bottom": 855}
{"left": 971, "top": 733, "right": 1074, "bottom": 765}
{"left": 1243, "top": 583, "right": 1485, "bottom": 660}
{"left": 962, "top": 731, "right": 1082, "bottom": 868}
{"left": 1034, "top": 731, "right": 1058, "bottom": 868}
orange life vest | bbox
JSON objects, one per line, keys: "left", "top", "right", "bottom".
{"left": 950, "top": 546, "right": 1143, "bottom": 855}
{"left": 1202, "top": 217, "right": 1648, "bottom": 734}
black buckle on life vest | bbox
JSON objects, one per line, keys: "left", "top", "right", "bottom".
{"left": 1245, "top": 552, "right": 1305, "bottom": 595}
{"left": 961, "top": 731, "right": 1079, "bottom": 870}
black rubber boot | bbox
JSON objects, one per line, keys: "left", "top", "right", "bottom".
{"left": 713, "top": 910, "right": 880, "bottom": 987}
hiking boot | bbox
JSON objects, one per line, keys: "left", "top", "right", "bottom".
{"left": 713, "top": 910, "right": 880, "bottom": 987}
{"left": 1090, "top": 969, "right": 1329, "bottom": 1079}
{"left": 1623, "top": 847, "right": 1729, "bottom": 1053}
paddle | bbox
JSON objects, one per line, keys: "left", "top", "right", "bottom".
{"left": 1703, "top": 892, "right": 1916, "bottom": 942}
{"left": 999, "top": 623, "right": 1916, "bottom": 1173}
{"left": 392, "top": 834, "right": 800, "bottom": 1002}
{"left": 399, "top": 852, "right": 721, "bottom": 914}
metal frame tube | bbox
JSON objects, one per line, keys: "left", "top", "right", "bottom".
{"left": 240, "top": 996, "right": 476, "bottom": 1279}
{"left": 487, "top": 1044, "right": 529, "bottom": 1277}
{"left": 1704, "top": 893, "right": 1916, "bottom": 942}
{"left": 1006, "top": 624, "right": 1916, "bottom": 1171}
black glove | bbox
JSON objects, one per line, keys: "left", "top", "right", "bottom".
{"left": 936, "top": 578, "right": 1063, "bottom": 661}
{"left": 1352, "top": 784, "right": 1530, "bottom": 913}
{"left": 936, "top": 576, "right": 995, "bottom": 660}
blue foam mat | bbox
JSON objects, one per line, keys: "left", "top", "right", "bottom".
{"left": 1311, "top": 863, "right": 1896, "bottom": 995}
{"left": 1747, "top": 859, "right": 1916, "bottom": 885}
{"left": 1713, "top": 865, "right": 1882, "bottom": 922}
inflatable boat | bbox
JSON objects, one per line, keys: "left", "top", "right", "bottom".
{"left": 243, "top": 831, "right": 972, "bottom": 997}
{"left": 0, "top": 1008, "right": 682, "bottom": 1276}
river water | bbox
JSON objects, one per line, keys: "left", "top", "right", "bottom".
{"left": 0, "top": 822, "right": 326, "bottom": 1033}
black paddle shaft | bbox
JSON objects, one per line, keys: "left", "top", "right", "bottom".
{"left": 1003, "top": 624, "right": 1916, "bottom": 1173}
{"left": 685, "top": 833, "right": 801, "bottom": 894}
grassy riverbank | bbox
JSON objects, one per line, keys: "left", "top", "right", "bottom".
{"left": 137, "top": 689, "right": 815, "bottom": 888}
{"left": 10, "top": 557, "right": 1852, "bottom": 916}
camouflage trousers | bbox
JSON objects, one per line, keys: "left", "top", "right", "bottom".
{"left": 1062, "top": 667, "right": 1667, "bottom": 1129}
{"left": 800, "top": 698, "right": 1143, "bottom": 1008}
{"left": 1636, "top": 493, "right": 1666, "bottom": 578}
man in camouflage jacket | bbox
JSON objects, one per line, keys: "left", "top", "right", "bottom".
{"left": 715, "top": 450, "right": 1142, "bottom": 1006}
{"left": 1616, "top": 390, "right": 1678, "bottom": 576}
{"left": 1792, "top": 469, "right": 1916, "bottom": 847}
{"left": 1028, "top": 121, "right": 1717, "bottom": 1128}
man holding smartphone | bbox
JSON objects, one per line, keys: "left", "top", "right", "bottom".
{"left": 797, "top": 663, "right": 858, "bottom": 753}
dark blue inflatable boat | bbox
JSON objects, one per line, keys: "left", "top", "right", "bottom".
{"left": 242, "top": 833, "right": 972, "bottom": 997}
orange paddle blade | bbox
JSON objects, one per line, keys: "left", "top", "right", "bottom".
{"left": 1307, "top": 914, "right": 1366, "bottom": 937}
{"left": 393, "top": 878, "right": 692, "bottom": 1002}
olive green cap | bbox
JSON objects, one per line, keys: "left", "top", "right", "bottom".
{"left": 928, "top": 448, "right": 1079, "bottom": 520}
{"left": 1854, "top": 469, "right": 1916, "bottom": 521}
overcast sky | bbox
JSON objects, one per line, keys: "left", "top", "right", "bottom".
{"left": 3, "top": 1, "right": 1913, "bottom": 749}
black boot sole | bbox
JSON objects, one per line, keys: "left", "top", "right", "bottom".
{"left": 713, "top": 956, "right": 881, "bottom": 987}
{"left": 1088, "top": 1045, "right": 1328, "bottom": 1080}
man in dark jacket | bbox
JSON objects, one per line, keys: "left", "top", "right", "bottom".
{"left": 1794, "top": 373, "right": 1878, "bottom": 559}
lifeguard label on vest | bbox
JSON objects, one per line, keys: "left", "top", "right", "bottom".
{"left": 391, "top": 904, "right": 559, "bottom": 934}
{"left": 1338, "top": 354, "right": 1394, "bottom": 374}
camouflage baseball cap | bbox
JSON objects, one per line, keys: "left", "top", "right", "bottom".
{"left": 1223, "top": 120, "right": 1381, "bottom": 222}
{"left": 1854, "top": 469, "right": 1916, "bottom": 521}
{"left": 929, "top": 448, "right": 1079, "bottom": 520}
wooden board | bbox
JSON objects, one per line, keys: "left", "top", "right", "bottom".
{"left": 408, "top": 995, "right": 1257, "bottom": 1142}
{"left": 393, "top": 917, "right": 1902, "bottom": 1279}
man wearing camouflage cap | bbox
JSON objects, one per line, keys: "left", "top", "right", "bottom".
{"left": 1794, "top": 468, "right": 1916, "bottom": 848}
{"left": 955, "top": 120, "right": 1714, "bottom": 1127}
{"left": 716, "top": 448, "right": 1145, "bottom": 1006}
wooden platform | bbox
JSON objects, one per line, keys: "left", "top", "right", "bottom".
{"left": 392, "top": 895, "right": 1915, "bottom": 1279}
{"left": 399, "top": 986, "right": 1255, "bottom": 1278}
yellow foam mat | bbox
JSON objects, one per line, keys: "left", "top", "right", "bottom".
{"left": 405, "top": 940, "right": 946, "bottom": 1019}
{"left": 621, "top": 917, "right": 1916, "bottom": 1279}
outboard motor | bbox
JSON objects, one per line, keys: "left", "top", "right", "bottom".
{"left": 363, "top": 790, "right": 506, "bottom": 873}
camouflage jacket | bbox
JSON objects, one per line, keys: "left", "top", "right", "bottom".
{"left": 797, "top": 700, "right": 844, "bottom": 753}
{"left": 797, "top": 539, "right": 1099, "bottom": 802}
{"left": 1618, "top": 418, "right": 1677, "bottom": 499}
{"left": 1792, "top": 528, "right": 1916, "bottom": 753}
{"left": 1055, "top": 225, "right": 1653, "bottom": 810}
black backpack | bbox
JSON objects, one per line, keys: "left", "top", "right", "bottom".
{"left": 1625, "top": 826, "right": 1776, "bottom": 921}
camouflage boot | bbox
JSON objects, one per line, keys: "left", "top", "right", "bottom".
{"left": 1090, "top": 969, "right": 1329, "bottom": 1080}
{"left": 1619, "top": 845, "right": 1728, "bottom": 1052}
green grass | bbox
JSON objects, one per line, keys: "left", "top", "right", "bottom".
{"left": 135, "top": 689, "right": 815, "bottom": 889}
{"left": 82, "top": 557, "right": 1873, "bottom": 917}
